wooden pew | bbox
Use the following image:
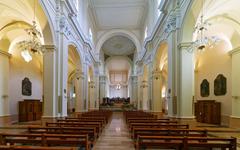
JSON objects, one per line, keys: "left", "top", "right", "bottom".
{"left": 0, "top": 145, "right": 78, "bottom": 150}
{"left": 46, "top": 122, "right": 102, "bottom": 134}
{"left": 28, "top": 126, "right": 98, "bottom": 142}
{"left": 65, "top": 117, "right": 106, "bottom": 125}
{"left": 128, "top": 121, "right": 178, "bottom": 130}
{"left": 57, "top": 118, "right": 105, "bottom": 128}
{"left": 130, "top": 124, "right": 189, "bottom": 133}
{"left": 136, "top": 136, "right": 236, "bottom": 150}
{"left": 0, "top": 133, "right": 90, "bottom": 150}
{"left": 132, "top": 128, "right": 207, "bottom": 140}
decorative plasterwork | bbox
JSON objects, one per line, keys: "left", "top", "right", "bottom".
{"left": 228, "top": 47, "right": 240, "bottom": 56}
{"left": 59, "top": 16, "right": 71, "bottom": 37}
{"left": 0, "top": 50, "right": 11, "bottom": 58}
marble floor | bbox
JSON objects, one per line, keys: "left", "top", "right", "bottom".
{"left": 93, "top": 112, "right": 135, "bottom": 150}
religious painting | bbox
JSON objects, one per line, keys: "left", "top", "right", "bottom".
{"left": 200, "top": 79, "right": 209, "bottom": 97}
{"left": 22, "top": 77, "right": 32, "bottom": 96}
{"left": 214, "top": 74, "right": 227, "bottom": 96}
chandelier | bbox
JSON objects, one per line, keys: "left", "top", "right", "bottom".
{"left": 188, "top": 0, "right": 220, "bottom": 52}
{"left": 116, "top": 84, "right": 121, "bottom": 90}
{"left": 18, "top": 0, "right": 45, "bottom": 62}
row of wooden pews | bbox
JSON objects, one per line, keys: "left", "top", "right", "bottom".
{"left": 0, "top": 110, "right": 112, "bottom": 150}
{"left": 124, "top": 110, "right": 237, "bottom": 150}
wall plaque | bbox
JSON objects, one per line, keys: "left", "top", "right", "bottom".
{"left": 22, "top": 77, "right": 32, "bottom": 96}
{"left": 214, "top": 74, "right": 227, "bottom": 96}
{"left": 200, "top": 79, "right": 209, "bottom": 97}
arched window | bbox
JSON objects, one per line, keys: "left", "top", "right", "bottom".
{"left": 144, "top": 26, "right": 148, "bottom": 39}
{"left": 74, "top": 0, "right": 79, "bottom": 11}
{"left": 157, "top": 0, "right": 162, "bottom": 17}
{"left": 89, "top": 28, "right": 93, "bottom": 41}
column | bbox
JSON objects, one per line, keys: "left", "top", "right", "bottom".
{"left": 229, "top": 47, "right": 240, "bottom": 127}
{"left": 130, "top": 75, "right": 138, "bottom": 107}
{"left": 58, "top": 33, "right": 68, "bottom": 117}
{"left": 0, "top": 50, "right": 10, "bottom": 116}
{"left": 137, "top": 76, "right": 143, "bottom": 110}
{"left": 142, "top": 80, "right": 148, "bottom": 111}
{"left": 43, "top": 45, "right": 58, "bottom": 117}
{"left": 88, "top": 81, "right": 95, "bottom": 110}
{"left": 82, "top": 63, "right": 88, "bottom": 112}
{"left": 94, "top": 75, "right": 99, "bottom": 109}
{"left": 152, "top": 70, "right": 163, "bottom": 112}
{"left": 75, "top": 72, "right": 84, "bottom": 112}
{"left": 99, "top": 75, "right": 106, "bottom": 104}
{"left": 177, "top": 43, "right": 194, "bottom": 118}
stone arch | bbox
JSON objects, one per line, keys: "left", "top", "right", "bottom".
{"left": 96, "top": 29, "right": 141, "bottom": 59}
{"left": 104, "top": 56, "right": 133, "bottom": 76}
{"left": 153, "top": 41, "right": 168, "bottom": 71}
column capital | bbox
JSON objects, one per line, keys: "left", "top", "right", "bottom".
{"left": 152, "top": 70, "right": 162, "bottom": 80}
{"left": 178, "top": 42, "right": 192, "bottom": 50}
{"left": 0, "top": 50, "right": 11, "bottom": 58}
{"left": 228, "top": 47, "right": 240, "bottom": 56}
{"left": 43, "top": 45, "right": 57, "bottom": 52}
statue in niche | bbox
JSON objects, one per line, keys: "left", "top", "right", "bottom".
{"left": 214, "top": 74, "right": 227, "bottom": 96}
{"left": 200, "top": 79, "right": 209, "bottom": 97}
{"left": 22, "top": 77, "right": 32, "bottom": 96}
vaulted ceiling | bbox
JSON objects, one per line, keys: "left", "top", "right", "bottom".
{"left": 102, "top": 35, "right": 135, "bottom": 56}
{"left": 89, "top": 0, "right": 148, "bottom": 30}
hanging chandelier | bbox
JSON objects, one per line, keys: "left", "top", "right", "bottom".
{"left": 188, "top": 0, "right": 220, "bottom": 52}
{"left": 18, "top": 0, "right": 45, "bottom": 62}
{"left": 116, "top": 83, "right": 121, "bottom": 90}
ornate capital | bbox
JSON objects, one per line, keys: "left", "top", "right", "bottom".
{"left": 59, "top": 16, "right": 71, "bottom": 37}
{"left": 152, "top": 70, "right": 162, "bottom": 80}
{"left": 43, "top": 45, "right": 56, "bottom": 52}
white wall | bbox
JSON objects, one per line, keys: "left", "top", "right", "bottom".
{"left": 195, "top": 41, "right": 232, "bottom": 119}
{"left": 0, "top": 55, "right": 9, "bottom": 116}
{"left": 109, "top": 86, "right": 128, "bottom": 98}
{"left": 9, "top": 49, "right": 43, "bottom": 116}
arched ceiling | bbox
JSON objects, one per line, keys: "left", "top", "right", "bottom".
{"left": 106, "top": 57, "right": 131, "bottom": 71}
{"left": 89, "top": 0, "right": 148, "bottom": 30}
{"left": 102, "top": 35, "right": 136, "bottom": 56}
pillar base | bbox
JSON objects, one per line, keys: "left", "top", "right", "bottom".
{"left": 229, "top": 116, "right": 240, "bottom": 128}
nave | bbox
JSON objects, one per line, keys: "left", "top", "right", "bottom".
{"left": 0, "top": 110, "right": 240, "bottom": 150}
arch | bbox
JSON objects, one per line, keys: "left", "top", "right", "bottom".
{"left": 96, "top": 29, "right": 141, "bottom": 58}
{"left": 153, "top": 41, "right": 168, "bottom": 71}
{"left": 105, "top": 56, "right": 133, "bottom": 76}
{"left": 67, "top": 44, "right": 83, "bottom": 82}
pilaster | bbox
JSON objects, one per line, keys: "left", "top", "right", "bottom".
{"left": 229, "top": 47, "right": 240, "bottom": 127}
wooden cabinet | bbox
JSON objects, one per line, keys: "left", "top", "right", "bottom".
{"left": 19, "top": 100, "right": 42, "bottom": 122}
{"left": 194, "top": 100, "right": 221, "bottom": 124}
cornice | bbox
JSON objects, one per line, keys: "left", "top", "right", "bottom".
{"left": 228, "top": 47, "right": 240, "bottom": 56}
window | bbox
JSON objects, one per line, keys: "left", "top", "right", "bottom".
{"left": 157, "top": 0, "right": 162, "bottom": 17}
{"left": 74, "top": 0, "right": 79, "bottom": 11}
{"left": 89, "top": 28, "right": 93, "bottom": 41}
{"left": 144, "top": 27, "right": 148, "bottom": 39}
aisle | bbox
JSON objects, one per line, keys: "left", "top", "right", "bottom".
{"left": 93, "top": 112, "right": 135, "bottom": 150}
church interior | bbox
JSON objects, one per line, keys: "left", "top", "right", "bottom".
{"left": 0, "top": 0, "right": 240, "bottom": 149}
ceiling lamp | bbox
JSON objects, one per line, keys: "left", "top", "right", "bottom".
{"left": 18, "top": 0, "right": 45, "bottom": 62}
{"left": 116, "top": 84, "right": 121, "bottom": 90}
{"left": 188, "top": 0, "right": 220, "bottom": 52}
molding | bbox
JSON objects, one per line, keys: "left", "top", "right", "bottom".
{"left": 178, "top": 42, "right": 192, "bottom": 49}
{"left": 177, "top": 116, "right": 195, "bottom": 119}
{"left": 230, "top": 115, "right": 240, "bottom": 119}
{"left": 0, "top": 50, "right": 11, "bottom": 58}
{"left": 0, "top": 114, "right": 11, "bottom": 117}
{"left": 41, "top": 116, "right": 58, "bottom": 119}
{"left": 228, "top": 47, "right": 240, "bottom": 56}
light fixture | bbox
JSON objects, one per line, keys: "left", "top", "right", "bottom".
{"left": 116, "top": 83, "right": 121, "bottom": 90}
{"left": 188, "top": 0, "right": 220, "bottom": 52}
{"left": 18, "top": 0, "right": 45, "bottom": 62}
